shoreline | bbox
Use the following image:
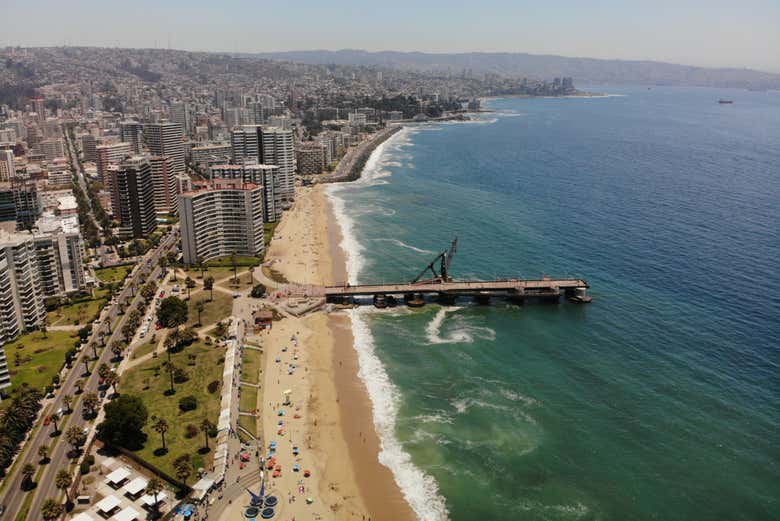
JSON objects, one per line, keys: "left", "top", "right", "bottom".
{"left": 257, "top": 184, "right": 417, "bottom": 520}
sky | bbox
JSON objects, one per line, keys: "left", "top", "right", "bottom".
{"left": 2, "top": 0, "right": 779, "bottom": 72}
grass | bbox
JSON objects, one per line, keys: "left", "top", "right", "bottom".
{"left": 186, "top": 291, "right": 233, "bottom": 328}
{"left": 131, "top": 338, "right": 158, "bottom": 359}
{"left": 120, "top": 340, "right": 223, "bottom": 481}
{"left": 95, "top": 265, "right": 133, "bottom": 284}
{"left": 205, "top": 256, "right": 261, "bottom": 268}
{"left": 3, "top": 330, "right": 80, "bottom": 392}
{"left": 264, "top": 222, "right": 278, "bottom": 247}
{"left": 239, "top": 385, "right": 258, "bottom": 413}
{"left": 215, "top": 270, "right": 254, "bottom": 289}
{"left": 238, "top": 414, "right": 258, "bottom": 439}
{"left": 241, "top": 349, "right": 262, "bottom": 384}
{"left": 47, "top": 297, "right": 107, "bottom": 326}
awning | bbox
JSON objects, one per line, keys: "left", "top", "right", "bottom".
{"left": 96, "top": 495, "right": 121, "bottom": 513}
{"left": 140, "top": 491, "right": 167, "bottom": 507}
{"left": 105, "top": 467, "right": 130, "bottom": 485}
{"left": 113, "top": 506, "right": 140, "bottom": 521}
{"left": 123, "top": 477, "right": 148, "bottom": 496}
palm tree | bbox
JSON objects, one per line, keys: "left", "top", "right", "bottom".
{"left": 65, "top": 425, "right": 85, "bottom": 453}
{"left": 203, "top": 276, "right": 214, "bottom": 302}
{"left": 153, "top": 418, "right": 169, "bottom": 451}
{"left": 146, "top": 476, "right": 164, "bottom": 515}
{"left": 75, "top": 379, "right": 84, "bottom": 394}
{"left": 50, "top": 413, "right": 60, "bottom": 434}
{"left": 82, "top": 357, "right": 90, "bottom": 377}
{"left": 41, "top": 499, "right": 63, "bottom": 521}
{"left": 121, "top": 322, "right": 134, "bottom": 343}
{"left": 230, "top": 252, "right": 238, "bottom": 284}
{"left": 62, "top": 394, "right": 72, "bottom": 413}
{"left": 21, "top": 463, "right": 35, "bottom": 488}
{"left": 105, "top": 371, "right": 119, "bottom": 395}
{"left": 40, "top": 319, "right": 48, "bottom": 339}
{"left": 110, "top": 341, "right": 124, "bottom": 360}
{"left": 38, "top": 444, "right": 50, "bottom": 463}
{"left": 248, "top": 266, "right": 255, "bottom": 285}
{"left": 83, "top": 391, "right": 99, "bottom": 417}
{"left": 197, "top": 261, "right": 205, "bottom": 279}
{"left": 172, "top": 455, "right": 191, "bottom": 483}
{"left": 97, "top": 363, "right": 110, "bottom": 380}
{"left": 194, "top": 300, "right": 205, "bottom": 326}
{"left": 55, "top": 468, "right": 73, "bottom": 504}
{"left": 185, "top": 276, "right": 196, "bottom": 300}
{"left": 200, "top": 419, "right": 214, "bottom": 450}
{"left": 91, "top": 341, "right": 98, "bottom": 359}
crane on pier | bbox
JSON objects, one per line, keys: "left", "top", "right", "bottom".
{"left": 411, "top": 237, "right": 458, "bottom": 284}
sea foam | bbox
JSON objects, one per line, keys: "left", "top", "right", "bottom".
{"left": 326, "top": 128, "right": 450, "bottom": 521}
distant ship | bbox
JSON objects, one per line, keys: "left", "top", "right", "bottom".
{"left": 718, "top": 99, "right": 734, "bottom": 104}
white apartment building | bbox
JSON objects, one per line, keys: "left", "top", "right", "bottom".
{"left": 179, "top": 179, "right": 265, "bottom": 265}
{"left": 144, "top": 121, "right": 185, "bottom": 175}
{"left": 210, "top": 163, "right": 279, "bottom": 222}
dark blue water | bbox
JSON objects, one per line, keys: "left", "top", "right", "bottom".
{"left": 328, "top": 86, "right": 780, "bottom": 521}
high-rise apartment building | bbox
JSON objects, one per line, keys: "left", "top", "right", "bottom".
{"left": 259, "top": 127, "right": 295, "bottom": 206}
{"left": 296, "top": 143, "right": 327, "bottom": 175}
{"left": 96, "top": 141, "right": 132, "bottom": 185}
{"left": 179, "top": 179, "right": 265, "bottom": 265}
{"left": 109, "top": 156, "right": 158, "bottom": 239}
{"left": 230, "top": 126, "right": 260, "bottom": 164}
{"left": 170, "top": 102, "right": 191, "bottom": 136}
{"left": 120, "top": 120, "right": 144, "bottom": 154}
{"left": 210, "top": 163, "right": 279, "bottom": 221}
{"left": 0, "top": 231, "right": 47, "bottom": 344}
{"left": 149, "top": 155, "right": 177, "bottom": 214}
{"left": 144, "top": 122, "right": 185, "bottom": 175}
{"left": 0, "top": 150, "right": 15, "bottom": 181}
{"left": 80, "top": 134, "right": 97, "bottom": 163}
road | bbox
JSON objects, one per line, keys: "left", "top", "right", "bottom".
{"left": 0, "top": 229, "right": 178, "bottom": 521}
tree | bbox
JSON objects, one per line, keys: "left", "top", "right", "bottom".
{"left": 75, "top": 379, "right": 84, "bottom": 394}
{"left": 65, "top": 425, "right": 86, "bottom": 452}
{"left": 21, "top": 463, "right": 35, "bottom": 487}
{"left": 172, "top": 454, "right": 192, "bottom": 483}
{"left": 121, "top": 322, "right": 134, "bottom": 343}
{"left": 194, "top": 299, "right": 205, "bottom": 326}
{"left": 200, "top": 419, "right": 215, "bottom": 450}
{"left": 40, "top": 320, "right": 48, "bottom": 339}
{"left": 157, "top": 297, "right": 188, "bottom": 328}
{"left": 203, "top": 276, "right": 214, "bottom": 301}
{"left": 146, "top": 476, "right": 164, "bottom": 515}
{"left": 153, "top": 418, "right": 169, "bottom": 451}
{"left": 105, "top": 371, "right": 119, "bottom": 395}
{"left": 41, "top": 499, "right": 63, "bottom": 521}
{"left": 184, "top": 276, "right": 196, "bottom": 299}
{"left": 110, "top": 341, "right": 125, "bottom": 360}
{"left": 50, "top": 413, "right": 60, "bottom": 433}
{"left": 62, "top": 394, "right": 72, "bottom": 413}
{"left": 97, "top": 395, "right": 148, "bottom": 450}
{"left": 97, "top": 363, "right": 110, "bottom": 380}
{"left": 251, "top": 284, "right": 266, "bottom": 298}
{"left": 38, "top": 444, "right": 50, "bottom": 463}
{"left": 55, "top": 468, "right": 73, "bottom": 503}
{"left": 83, "top": 391, "right": 99, "bottom": 417}
{"left": 230, "top": 252, "right": 238, "bottom": 284}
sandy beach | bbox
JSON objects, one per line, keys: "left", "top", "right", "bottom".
{"left": 236, "top": 185, "right": 416, "bottom": 521}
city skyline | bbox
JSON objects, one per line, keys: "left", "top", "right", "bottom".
{"left": 2, "top": 0, "right": 779, "bottom": 73}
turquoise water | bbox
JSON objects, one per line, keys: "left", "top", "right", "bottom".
{"left": 327, "top": 86, "right": 780, "bottom": 521}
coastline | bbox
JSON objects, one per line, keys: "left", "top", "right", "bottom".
{"left": 259, "top": 184, "right": 417, "bottom": 520}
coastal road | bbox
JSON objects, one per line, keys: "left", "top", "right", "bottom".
{"left": 0, "top": 230, "right": 178, "bottom": 521}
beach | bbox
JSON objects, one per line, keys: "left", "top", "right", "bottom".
{"left": 237, "top": 185, "right": 416, "bottom": 521}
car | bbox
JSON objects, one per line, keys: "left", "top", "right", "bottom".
{"left": 159, "top": 291, "right": 165, "bottom": 298}
{"left": 55, "top": 407, "right": 64, "bottom": 417}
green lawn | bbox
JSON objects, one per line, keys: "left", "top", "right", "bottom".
{"left": 215, "top": 270, "right": 254, "bottom": 289}
{"left": 131, "top": 338, "right": 158, "bottom": 359}
{"left": 205, "top": 256, "right": 261, "bottom": 268}
{"left": 186, "top": 291, "right": 233, "bottom": 328}
{"left": 95, "top": 265, "right": 133, "bottom": 284}
{"left": 2, "top": 330, "right": 80, "bottom": 392}
{"left": 241, "top": 349, "right": 262, "bottom": 384}
{"left": 47, "top": 297, "right": 107, "bottom": 326}
{"left": 239, "top": 385, "right": 258, "bottom": 413}
{"left": 120, "top": 340, "right": 223, "bottom": 481}
{"left": 263, "top": 222, "right": 278, "bottom": 247}
{"left": 238, "top": 414, "right": 259, "bottom": 438}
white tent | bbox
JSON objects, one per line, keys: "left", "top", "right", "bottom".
{"left": 72, "top": 513, "right": 96, "bottom": 521}
{"left": 105, "top": 468, "right": 130, "bottom": 486}
{"left": 123, "top": 477, "right": 147, "bottom": 497}
{"left": 191, "top": 477, "right": 215, "bottom": 501}
{"left": 140, "top": 491, "right": 167, "bottom": 507}
{"left": 113, "top": 506, "right": 140, "bottom": 521}
{"left": 96, "top": 495, "right": 121, "bottom": 514}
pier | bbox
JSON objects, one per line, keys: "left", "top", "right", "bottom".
{"left": 324, "top": 239, "right": 592, "bottom": 307}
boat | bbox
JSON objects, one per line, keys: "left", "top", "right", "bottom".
{"left": 718, "top": 99, "right": 733, "bottom": 104}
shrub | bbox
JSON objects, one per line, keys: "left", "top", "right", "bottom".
{"left": 79, "top": 461, "right": 91, "bottom": 475}
{"left": 207, "top": 380, "right": 220, "bottom": 394}
{"left": 85, "top": 454, "right": 95, "bottom": 465}
{"left": 184, "top": 424, "right": 199, "bottom": 439}
{"left": 178, "top": 395, "right": 197, "bottom": 412}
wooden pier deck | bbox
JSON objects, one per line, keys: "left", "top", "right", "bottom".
{"left": 325, "top": 278, "right": 589, "bottom": 301}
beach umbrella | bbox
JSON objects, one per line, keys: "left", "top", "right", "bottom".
{"left": 283, "top": 389, "right": 292, "bottom": 394}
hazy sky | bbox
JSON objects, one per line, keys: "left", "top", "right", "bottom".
{"left": 2, "top": 0, "right": 779, "bottom": 72}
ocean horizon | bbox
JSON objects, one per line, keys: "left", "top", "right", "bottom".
{"left": 327, "top": 85, "right": 780, "bottom": 521}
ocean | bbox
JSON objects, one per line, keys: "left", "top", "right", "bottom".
{"left": 326, "top": 85, "right": 780, "bottom": 521}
